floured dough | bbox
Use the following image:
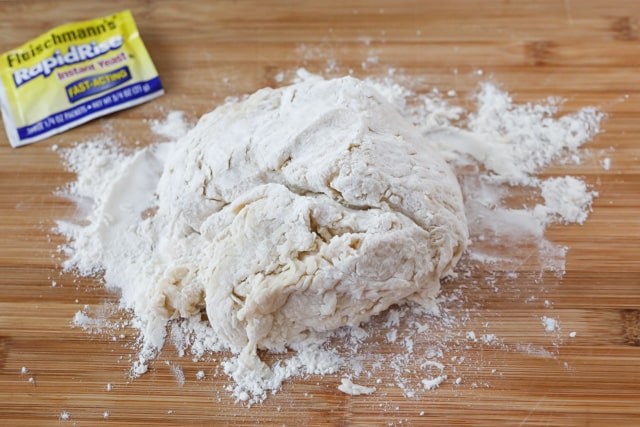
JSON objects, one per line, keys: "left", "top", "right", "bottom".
{"left": 152, "top": 76, "right": 468, "bottom": 363}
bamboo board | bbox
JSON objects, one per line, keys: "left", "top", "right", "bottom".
{"left": 1, "top": 1, "right": 639, "bottom": 425}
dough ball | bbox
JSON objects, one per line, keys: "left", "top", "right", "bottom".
{"left": 154, "top": 76, "right": 468, "bottom": 356}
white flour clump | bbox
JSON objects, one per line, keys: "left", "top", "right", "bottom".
{"left": 338, "top": 378, "right": 377, "bottom": 395}
{"left": 534, "top": 176, "right": 597, "bottom": 225}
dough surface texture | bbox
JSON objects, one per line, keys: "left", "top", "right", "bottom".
{"left": 152, "top": 76, "right": 468, "bottom": 361}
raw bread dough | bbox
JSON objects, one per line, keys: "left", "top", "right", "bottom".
{"left": 152, "top": 76, "right": 468, "bottom": 363}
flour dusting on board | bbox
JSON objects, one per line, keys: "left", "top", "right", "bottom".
{"left": 56, "top": 68, "right": 604, "bottom": 404}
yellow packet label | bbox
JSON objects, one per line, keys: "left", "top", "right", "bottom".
{"left": 0, "top": 10, "right": 164, "bottom": 147}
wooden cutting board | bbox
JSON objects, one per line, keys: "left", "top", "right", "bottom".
{"left": 1, "top": 1, "right": 639, "bottom": 425}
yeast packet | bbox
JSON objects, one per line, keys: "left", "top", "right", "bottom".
{"left": 0, "top": 10, "right": 164, "bottom": 147}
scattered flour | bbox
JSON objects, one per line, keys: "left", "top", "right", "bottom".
{"left": 425, "top": 82, "right": 603, "bottom": 186}
{"left": 535, "top": 176, "right": 597, "bottom": 225}
{"left": 480, "top": 334, "right": 498, "bottom": 345}
{"left": 422, "top": 375, "right": 448, "bottom": 391}
{"left": 541, "top": 316, "right": 559, "bottom": 333}
{"left": 150, "top": 111, "right": 191, "bottom": 141}
{"left": 166, "top": 361, "right": 185, "bottom": 386}
{"left": 54, "top": 68, "right": 605, "bottom": 404}
{"left": 413, "top": 359, "right": 448, "bottom": 391}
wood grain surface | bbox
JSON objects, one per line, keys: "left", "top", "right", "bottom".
{"left": 1, "top": 1, "right": 639, "bottom": 426}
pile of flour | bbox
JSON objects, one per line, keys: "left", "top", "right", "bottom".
{"left": 57, "top": 69, "right": 603, "bottom": 403}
